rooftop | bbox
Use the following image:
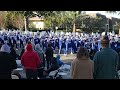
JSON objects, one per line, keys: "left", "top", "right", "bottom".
{"left": 29, "top": 16, "right": 44, "bottom": 21}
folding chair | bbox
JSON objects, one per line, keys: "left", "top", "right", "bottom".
{"left": 48, "top": 70, "right": 59, "bottom": 79}
{"left": 11, "top": 74, "right": 20, "bottom": 79}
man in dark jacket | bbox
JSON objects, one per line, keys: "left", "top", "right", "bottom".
{"left": 0, "top": 44, "right": 17, "bottom": 79}
{"left": 45, "top": 44, "right": 53, "bottom": 69}
{"left": 44, "top": 57, "right": 59, "bottom": 76}
{"left": 93, "top": 34, "right": 119, "bottom": 79}
{"left": 10, "top": 45, "right": 19, "bottom": 60}
{"left": 116, "top": 48, "right": 120, "bottom": 70}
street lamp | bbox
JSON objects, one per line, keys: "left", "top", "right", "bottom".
{"left": 105, "top": 24, "right": 109, "bottom": 33}
{"left": 55, "top": 26, "right": 58, "bottom": 33}
{"left": 113, "top": 25, "right": 116, "bottom": 31}
{"left": 112, "top": 25, "right": 116, "bottom": 35}
{"left": 66, "top": 26, "right": 67, "bottom": 33}
{"left": 105, "top": 18, "right": 109, "bottom": 35}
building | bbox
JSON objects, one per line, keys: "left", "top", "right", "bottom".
{"left": 29, "top": 16, "right": 44, "bottom": 30}
{"left": 86, "top": 13, "right": 120, "bottom": 33}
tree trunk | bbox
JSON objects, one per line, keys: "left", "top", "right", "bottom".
{"left": 24, "top": 16, "right": 29, "bottom": 31}
{"left": 119, "top": 28, "right": 120, "bottom": 35}
{"left": 73, "top": 23, "right": 76, "bottom": 33}
{"left": 73, "top": 13, "right": 76, "bottom": 33}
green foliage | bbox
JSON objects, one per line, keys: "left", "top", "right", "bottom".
{"left": 44, "top": 11, "right": 81, "bottom": 32}
{"left": 0, "top": 11, "right": 7, "bottom": 29}
{"left": 107, "top": 11, "right": 120, "bottom": 34}
{"left": 35, "top": 11, "right": 54, "bottom": 17}
{"left": 4, "top": 11, "right": 24, "bottom": 30}
{"left": 0, "top": 11, "right": 113, "bottom": 33}
{"left": 44, "top": 11, "right": 106, "bottom": 32}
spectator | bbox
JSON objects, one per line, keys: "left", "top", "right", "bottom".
{"left": 116, "top": 48, "right": 120, "bottom": 70}
{"left": 10, "top": 45, "right": 19, "bottom": 60}
{"left": 35, "top": 44, "right": 45, "bottom": 67}
{"left": 45, "top": 43, "right": 53, "bottom": 69}
{"left": 89, "top": 49, "right": 96, "bottom": 60}
{"left": 56, "top": 54, "right": 64, "bottom": 66}
{"left": 0, "top": 44, "right": 17, "bottom": 79}
{"left": 20, "top": 48, "right": 25, "bottom": 59}
{"left": 21, "top": 43, "right": 41, "bottom": 79}
{"left": 93, "top": 35, "right": 119, "bottom": 79}
{"left": 71, "top": 47, "right": 94, "bottom": 79}
{"left": 34, "top": 44, "right": 46, "bottom": 78}
{"left": 44, "top": 57, "right": 59, "bottom": 76}
{"left": 0, "top": 43, "right": 3, "bottom": 49}
{"left": 20, "top": 41, "right": 31, "bottom": 59}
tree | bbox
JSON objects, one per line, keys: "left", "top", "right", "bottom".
{"left": 107, "top": 11, "right": 120, "bottom": 34}
{"left": 0, "top": 11, "right": 7, "bottom": 29}
{"left": 75, "top": 14, "right": 105, "bottom": 33}
{"left": 61, "top": 11, "right": 76, "bottom": 32}
{"left": 43, "top": 11, "right": 82, "bottom": 32}
{"left": 16, "top": 11, "right": 36, "bottom": 31}
{"left": 12, "top": 14, "right": 24, "bottom": 30}
{"left": 5, "top": 11, "right": 55, "bottom": 31}
{"left": 22, "top": 11, "right": 54, "bottom": 31}
{"left": 4, "top": 11, "right": 15, "bottom": 29}
{"left": 44, "top": 11, "right": 63, "bottom": 28}
{"left": 0, "top": 11, "right": 52, "bottom": 30}
{"left": 70, "top": 11, "right": 82, "bottom": 33}
{"left": 43, "top": 11, "right": 67, "bottom": 30}
{"left": 2, "top": 11, "right": 25, "bottom": 30}
{"left": 6, "top": 11, "right": 36, "bottom": 30}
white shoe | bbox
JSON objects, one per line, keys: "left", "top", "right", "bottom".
{"left": 71, "top": 52, "right": 73, "bottom": 54}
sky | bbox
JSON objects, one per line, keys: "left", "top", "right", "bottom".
{"left": 85, "top": 11, "right": 120, "bottom": 19}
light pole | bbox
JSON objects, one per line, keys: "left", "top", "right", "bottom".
{"left": 115, "top": 22, "right": 120, "bottom": 35}
{"left": 113, "top": 25, "right": 116, "bottom": 32}
{"left": 105, "top": 18, "right": 109, "bottom": 35}
{"left": 55, "top": 26, "right": 58, "bottom": 33}
{"left": 66, "top": 26, "right": 67, "bottom": 33}
{"left": 105, "top": 24, "right": 109, "bottom": 32}
{"left": 113, "top": 25, "right": 116, "bottom": 35}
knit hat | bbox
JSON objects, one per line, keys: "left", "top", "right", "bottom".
{"left": 0, "top": 44, "right": 11, "bottom": 53}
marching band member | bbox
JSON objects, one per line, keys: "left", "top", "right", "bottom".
{"left": 58, "top": 36, "right": 62, "bottom": 54}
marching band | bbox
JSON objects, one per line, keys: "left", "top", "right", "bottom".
{"left": 0, "top": 29, "right": 120, "bottom": 56}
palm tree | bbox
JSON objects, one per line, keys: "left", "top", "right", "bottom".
{"left": 72, "top": 11, "right": 81, "bottom": 33}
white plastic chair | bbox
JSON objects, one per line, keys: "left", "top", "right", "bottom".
{"left": 59, "top": 64, "right": 71, "bottom": 71}
{"left": 49, "top": 70, "right": 59, "bottom": 79}
{"left": 11, "top": 75, "right": 19, "bottom": 79}
{"left": 16, "top": 60, "right": 22, "bottom": 68}
{"left": 57, "top": 64, "right": 71, "bottom": 79}
{"left": 117, "top": 70, "right": 120, "bottom": 79}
